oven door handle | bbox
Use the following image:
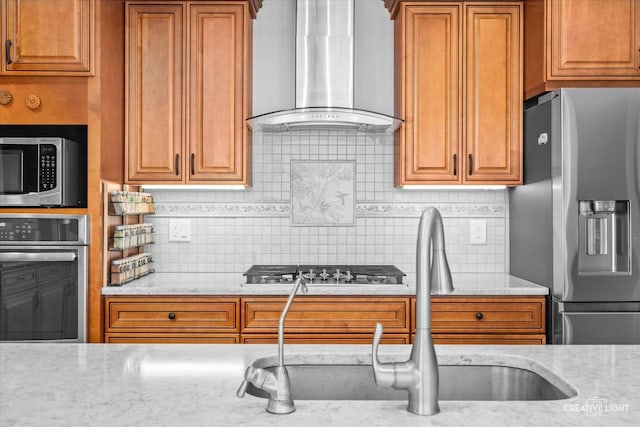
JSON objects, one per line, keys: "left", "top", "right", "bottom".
{"left": 0, "top": 252, "right": 77, "bottom": 262}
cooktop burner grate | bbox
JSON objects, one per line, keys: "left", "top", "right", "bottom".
{"left": 243, "top": 264, "right": 406, "bottom": 285}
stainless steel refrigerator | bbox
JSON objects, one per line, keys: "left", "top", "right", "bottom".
{"left": 509, "top": 88, "right": 640, "bottom": 344}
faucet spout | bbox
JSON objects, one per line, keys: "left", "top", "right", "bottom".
{"left": 372, "top": 207, "right": 454, "bottom": 416}
{"left": 279, "top": 276, "right": 307, "bottom": 367}
{"left": 237, "top": 275, "right": 307, "bottom": 415}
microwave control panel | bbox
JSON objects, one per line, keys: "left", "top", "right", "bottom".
{"left": 39, "top": 144, "right": 57, "bottom": 191}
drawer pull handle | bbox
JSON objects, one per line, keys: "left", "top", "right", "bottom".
{"left": 475, "top": 312, "right": 484, "bottom": 320}
{"left": 168, "top": 312, "right": 176, "bottom": 320}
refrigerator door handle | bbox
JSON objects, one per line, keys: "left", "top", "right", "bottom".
{"left": 562, "top": 315, "right": 573, "bottom": 344}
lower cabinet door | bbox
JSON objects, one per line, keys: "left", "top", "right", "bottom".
{"left": 429, "top": 334, "right": 546, "bottom": 345}
{"left": 104, "top": 333, "right": 239, "bottom": 344}
{"left": 241, "top": 333, "right": 410, "bottom": 344}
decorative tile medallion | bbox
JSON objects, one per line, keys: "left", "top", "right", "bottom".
{"left": 291, "top": 161, "right": 356, "bottom": 226}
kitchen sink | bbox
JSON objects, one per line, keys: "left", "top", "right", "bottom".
{"left": 244, "top": 361, "right": 577, "bottom": 401}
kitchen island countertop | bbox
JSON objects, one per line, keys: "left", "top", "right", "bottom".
{"left": 0, "top": 343, "right": 637, "bottom": 426}
{"left": 102, "top": 272, "right": 548, "bottom": 296}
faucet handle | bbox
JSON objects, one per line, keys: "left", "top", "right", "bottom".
{"left": 372, "top": 323, "right": 384, "bottom": 354}
{"left": 371, "top": 323, "right": 396, "bottom": 388}
{"left": 236, "top": 366, "right": 261, "bottom": 398}
{"left": 236, "top": 379, "right": 249, "bottom": 398}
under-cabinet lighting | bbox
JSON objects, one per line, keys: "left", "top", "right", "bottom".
{"left": 399, "top": 185, "right": 507, "bottom": 190}
{"left": 141, "top": 185, "right": 248, "bottom": 191}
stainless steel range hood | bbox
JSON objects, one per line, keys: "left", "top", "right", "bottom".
{"left": 248, "top": 0, "right": 402, "bottom": 134}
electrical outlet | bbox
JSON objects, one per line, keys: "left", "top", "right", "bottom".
{"left": 469, "top": 219, "right": 486, "bottom": 245}
{"left": 169, "top": 219, "right": 191, "bottom": 242}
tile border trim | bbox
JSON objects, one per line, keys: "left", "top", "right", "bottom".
{"left": 152, "top": 202, "right": 505, "bottom": 218}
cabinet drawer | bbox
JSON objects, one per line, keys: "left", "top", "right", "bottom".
{"left": 105, "top": 297, "right": 239, "bottom": 333}
{"left": 427, "top": 297, "right": 545, "bottom": 334}
{"left": 242, "top": 297, "right": 410, "bottom": 334}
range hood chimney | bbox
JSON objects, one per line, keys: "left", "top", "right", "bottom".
{"left": 248, "top": 0, "right": 402, "bottom": 134}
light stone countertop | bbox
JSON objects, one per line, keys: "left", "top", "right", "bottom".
{"left": 101, "top": 272, "right": 548, "bottom": 296}
{"left": 1, "top": 343, "right": 638, "bottom": 426}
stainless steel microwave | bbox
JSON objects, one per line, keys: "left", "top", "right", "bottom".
{"left": 0, "top": 137, "right": 86, "bottom": 207}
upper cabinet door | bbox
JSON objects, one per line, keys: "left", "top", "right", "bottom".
{"left": 188, "top": 3, "right": 249, "bottom": 183}
{"left": 465, "top": 4, "right": 522, "bottom": 184}
{"left": 124, "top": 1, "right": 252, "bottom": 185}
{"left": 394, "top": 4, "right": 462, "bottom": 185}
{"left": 2, "top": 0, "right": 94, "bottom": 75}
{"left": 126, "top": 3, "right": 184, "bottom": 182}
{"left": 549, "top": 0, "right": 640, "bottom": 79}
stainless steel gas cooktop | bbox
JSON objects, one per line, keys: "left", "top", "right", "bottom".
{"left": 243, "top": 265, "right": 406, "bottom": 285}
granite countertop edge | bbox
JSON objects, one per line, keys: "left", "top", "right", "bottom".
{"left": 101, "top": 272, "right": 549, "bottom": 296}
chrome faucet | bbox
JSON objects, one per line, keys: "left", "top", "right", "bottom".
{"left": 371, "top": 207, "right": 454, "bottom": 416}
{"left": 236, "top": 275, "right": 308, "bottom": 414}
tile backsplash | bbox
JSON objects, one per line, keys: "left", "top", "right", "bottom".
{"left": 147, "top": 130, "right": 508, "bottom": 284}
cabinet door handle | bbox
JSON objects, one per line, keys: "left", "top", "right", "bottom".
{"left": 468, "top": 154, "right": 473, "bottom": 176}
{"left": 168, "top": 312, "right": 176, "bottom": 320}
{"left": 475, "top": 312, "right": 483, "bottom": 320}
{"left": 32, "top": 294, "right": 39, "bottom": 309}
{"left": 175, "top": 154, "right": 180, "bottom": 176}
{"left": 453, "top": 154, "right": 458, "bottom": 176}
{"left": 190, "top": 153, "right": 195, "bottom": 176}
{"left": 5, "top": 39, "right": 12, "bottom": 65}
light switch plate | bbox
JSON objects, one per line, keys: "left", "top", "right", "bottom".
{"left": 469, "top": 219, "right": 486, "bottom": 245}
{"left": 169, "top": 218, "right": 191, "bottom": 242}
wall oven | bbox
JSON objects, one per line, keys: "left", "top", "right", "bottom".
{"left": 0, "top": 137, "right": 86, "bottom": 207}
{"left": 0, "top": 214, "right": 88, "bottom": 342}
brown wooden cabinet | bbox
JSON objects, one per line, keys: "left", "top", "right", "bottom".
{"left": 412, "top": 295, "right": 546, "bottom": 344}
{"left": 103, "top": 294, "right": 544, "bottom": 344}
{"left": 390, "top": 1, "right": 522, "bottom": 186}
{"left": 241, "top": 296, "right": 410, "bottom": 344}
{"left": 525, "top": 0, "right": 640, "bottom": 99}
{"left": 104, "top": 296, "right": 240, "bottom": 343}
{"left": 1, "top": 0, "right": 94, "bottom": 75}
{"left": 125, "top": 1, "right": 253, "bottom": 185}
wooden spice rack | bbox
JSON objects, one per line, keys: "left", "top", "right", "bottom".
{"left": 102, "top": 182, "right": 155, "bottom": 286}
